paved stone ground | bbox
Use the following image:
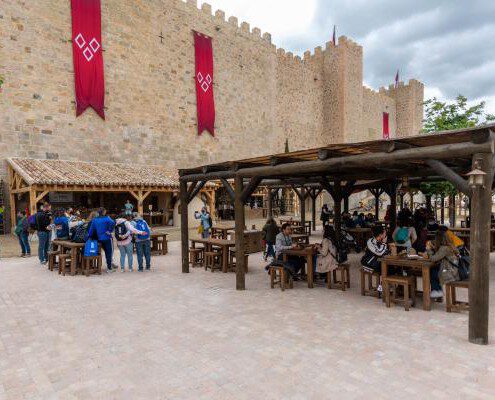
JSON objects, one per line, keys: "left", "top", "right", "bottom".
{"left": 1, "top": 236, "right": 495, "bottom": 399}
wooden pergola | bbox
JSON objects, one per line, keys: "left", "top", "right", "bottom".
{"left": 179, "top": 124, "right": 495, "bottom": 345}
{"left": 7, "top": 158, "right": 216, "bottom": 226}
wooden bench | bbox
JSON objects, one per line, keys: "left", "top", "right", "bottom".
{"left": 360, "top": 267, "right": 380, "bottom": 298}
{"left": 383, "top": 275, "right": 416, "bottom": 311}
{"left": 446, "top": 280, "right": 469, "bottom": 312}
{"left": 189, "top": 248, "right": 204, "bottom": 268}
{"left": 268, "top": 264, "right": 293, "bottom": 291}
{"left": 204, "top": 250, "right": 222, "bottom": 272}
{"left": 48, "top": 250, "right": 60, "bottom": 271}
{"left": 58, "top": 254, "right": 71, "bottom": 276}
{"left": 329, "top": 263, "right": 350, "bottom": 291}
{"left": 82, "top": 255, "right": 102, "bottom": 276}
{"left": 228, "top": 250, "right": 248, "bottom": 273}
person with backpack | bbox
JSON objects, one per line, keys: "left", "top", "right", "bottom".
{"left": 87, "top": 208, "right": 116, "bottom": 273}
{"left": 194, "top": 207, "right": 212, "bottom": 239}
{"left": 14, "top": 210, "right": 30, "bottom": 257}
{"left": 32, "top": 202, "right": 52, "bottom": 265}
{"left": 361, "top": 225, "right": 390, "bottom": 293}
{"left": 392, "top": 218, "right": 417, "bottom": 251}
{"left": 132, "top": 214, "right": 152, "bottom": 271}
{"left": 115, "top": 214, "right": 146, "bottom": 272}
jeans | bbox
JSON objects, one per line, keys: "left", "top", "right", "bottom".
{"left": 266, "top": 242, "right": 275, "bottom": 259}
{"left": 201, "top": 229, "right": 211, "bottom": 239}
{"left": 136, "top": 240, "right": 151, "bottom": 270}
{"left": 430, "top": 265, "right": 442, "bottom": 291}
{"left": 118, "top": 243, "right": 134, "bottom": 271}
{"left": 37, "top": 231, "right": 50, "bottom": 263}
{"left": 100, "top": 239, "right": 113, "bottom": 270}
{"left": 277, "top": 254, "right": 303, "bottom": 276}
{"left": 18, "top": 232, "right": 31, "bottom": 255}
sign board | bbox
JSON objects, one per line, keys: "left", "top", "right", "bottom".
{"left": 49, "top": 192, "right": 74, "bottom": 203}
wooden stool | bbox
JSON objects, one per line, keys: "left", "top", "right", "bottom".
{"left": 383, "top": 275, "right": 416, "bottom": 311}
{"left": 269, "top": 264, "right": 293, "bottom": 291}
{"left": 360, "top": 268, "right": 380, "bottom": 297}
{"left": 82, "top": 255, "right": 102, "bottom": 276}
{"left": 228, "top": 250, "right": 248, "bottom": 273}
{"left": 329, "top": 263, "right": 350, "bottom": 291}
{"left": 189, "top": 248, "right": 204, "bottom": 268}
{"left": 446, "top": 280, "right": 469, "bottom": 312}
{"left": 204, "top": 251, "right": 222, "bottom": 272}
{"left": 48, "top": 250, "right": 60, "bottom": 271}
{"left": 58, "top": 254, "right": 71, "bottom": 276}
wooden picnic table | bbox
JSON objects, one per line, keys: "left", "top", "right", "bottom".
{"left": 380, "top": 255, "right": 436, "bottom": 311}
{"left": 190, "top": 237, "right": 236, "bottom": 273}
{"left": 292, "top": 233, "right": 310, "bottom": 245}
{"left": 282, "top": 246, "right": 316, "bottom": 289}
{"left": 150, "top": 232, "right": 168, "bottom": 255}
{"left": 211, "top": 225, "right": 235, "bottom": 239}
{"left": 52, "top": 240, "right": 85, "bottom": 276}
{"left": 344, "top": 227, "right": 372, "bottom": 249}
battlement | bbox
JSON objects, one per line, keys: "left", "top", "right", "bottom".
{"left": 379, "top": 79, "right": 424, "bottom": 98}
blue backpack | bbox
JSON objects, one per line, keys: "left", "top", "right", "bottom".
{"left": 135, "top": 219, "right": 150, "bottom": 240}
{"left": 84, "top": 239, "right": 99, "bottom": 257}
{"left": 394, "top": 227, "right": 409, "bottom": 244}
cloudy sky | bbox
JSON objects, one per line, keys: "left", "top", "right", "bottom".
{"left": 205, "top": 0, "right": 495, "bottom": 114}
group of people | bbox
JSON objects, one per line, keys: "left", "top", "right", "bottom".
{"left": 15, "top": 201, "right": 154, "bottom": 273}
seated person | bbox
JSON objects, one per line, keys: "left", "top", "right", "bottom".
{"left": 342, "top": 213, "right": 356, "bottom": 229}
{"left": 53, "top": 209, "right": 70, "bottom": 240}
{"left": 361, "top": 225, "right": 389, "bottom": 292}
{"left": 421, "top": 230, "right": 459, "bottom": 299}
{"left": 413, "top": 221, "right": 429, "bottom": 253}
{"left": 356, "top": 213, "right": 366, "bottom": 228}
{"left": 314, "top": 225, "right": 339, "bottom": 277}
{"left": 365, "top": 213, "right": 375, "bottom": 226}
{"left": 275, "top": 223, "right": 304, "bottom": 277}
{"left": 392, "top": 218, "right": 417, "bottom": 250}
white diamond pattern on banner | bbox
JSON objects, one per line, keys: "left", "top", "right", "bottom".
{"left": 197, "top": 72, "right": 212, "bottom": 92}
{"left": 74, "top": 33, "right": 100, "bottom": 62}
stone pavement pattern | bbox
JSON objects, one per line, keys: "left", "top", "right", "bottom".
{"left": 1, "top": 241, "right": 495, "bottom": 399}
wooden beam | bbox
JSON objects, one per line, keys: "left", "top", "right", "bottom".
{"left": 240, "top": 177, "right": 262, "bottom": 202}
{"left": 129, "top": 191, "right": 140, "bottom": 201}
{"left": 29, "top": 188, "right": 37, "bottom": 216}
{"left": 187, "top": 180, "right": 206, "bottom": 204}
{"left": 9, "top": 192, "right": 16, "bottom": 233}
{"left": 234, "top": 175, "right": 246, "bottom": 290}
{"left": 180, "top": 180, "right": 189, "bottom": 274}
{"left": 425, "top": 159, "right": 470, "bottom": 194}
{"left": 267, "top": 188, "right": 273, "bottom": 218}
{"left": 35, "top": 190, "right": 49, "bottom": 203}
{"left": 220, "top": 178, "right": 235, "bottom": 200}
{"left": 186, "top": 181, "right": 198, "bottom": 200}
{"left": 469, "top": 152, "right": 493, "bottom": 345}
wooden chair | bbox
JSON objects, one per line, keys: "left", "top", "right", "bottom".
{"left": 228, "top": 250, "right": 248, "bottom": 273}
{"left": 204, "top": 250, "right": 222, "bottom": 272}
{"left": 360, "top": 267, "right": 380, "bottom": 297}
{"left": 82, "top": 255, "right": 102, "bottom": 276}
{"left": 48, "top": 250, "right": 60, "bottom": 271}
{"left": 269, "top": 264, "right": 293, "bottom": 291}
{"left": 383, "top": 275, "right": 416, "bottom": 311}
{"left": 189, "top": 248, "right": 204, "bottom": 268}
{"left": 58, "top": 254, "right": 71, "bottom": 276}
{"left": 329, "top": 263, "right": 350, "bottom": 291}
{"left": 445, "top": 280, "right": 469, "bottom": 312}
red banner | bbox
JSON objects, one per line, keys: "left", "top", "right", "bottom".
{"left": 194, "top": 32, "right": 215, "bottom": 136}
{"left": 71, "top": 0, "right": 105, "bottom": 119}
{"left": 382, "top": 112, "right": 390, "bottom": 140}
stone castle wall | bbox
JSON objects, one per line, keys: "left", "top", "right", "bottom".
{"left": 0, "top": 0, "right": 424, "bottom": 225}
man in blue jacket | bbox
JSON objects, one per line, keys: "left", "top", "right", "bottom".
{"left": 88, "top": 208, "right": 116, "bottom": 272}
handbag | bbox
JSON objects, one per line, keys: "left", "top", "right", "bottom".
{"left": 439, "top": 258, "right": 460, "bottom": 285}
{"left": 197, "top": 224, "right": 204, "bottom": 234}
{"left": 83, "top": 239, "right": 99, "bottom": 257}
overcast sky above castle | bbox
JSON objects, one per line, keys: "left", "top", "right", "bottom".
{"left": 206, "top": 0, "right": 495, "bottom": 114}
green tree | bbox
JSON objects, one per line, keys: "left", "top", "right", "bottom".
{"left": 423, "top": 95, "right": 495, "bottom": 133}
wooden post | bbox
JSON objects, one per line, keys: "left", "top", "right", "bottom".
{"left": 180, "top": 181, "right": 189, "bottom": 273}
{"left": 399, "top": 193, "right": 405, "bottom": 210}
{"left": 311, "top": 191, "right": 316, "bottom": 231}
{"left": 207, "top": 190, "right": 215, "bottom": 219}
{"left": 469, "top": 153, "right": 493, "bottom": 345}
{"left": 440, "top": 195, "right": 445, "bottom": 224}
{"left": 300, "top": 191, "right": 306, "bottom": 226}
{"left": 137, "top": 191, "right": 144, "bottom": 216}
{"left": 29, "top": 189, "right": 37, "bottom": 216}
{"left": 343, "top": 195, "right": 349, "bottom": 213}
{"left": 409, "top": 191, "right": 414, "bottom": 210}
{"left": 425, "top": 195, "right": 432, "bottom": 213}
{"left": 234, "top": 175, "right": 246, "bottom": 290}
{"left": 374, "top": 192, "right": 380, "bottom": 220}
{"left": 386, "top": 182, "right": 398, "bottom": 232}
{"left": 9, "top": 192, "right": 16, "bottom": 232}
{"left": 267, "top": 188, "right": 273, "bottom": 218}
{"left": 333, "top": 181, "right": 342, "bottom": 239}
{"left": 449, "top": 195, "right": 456, "bottom": 227}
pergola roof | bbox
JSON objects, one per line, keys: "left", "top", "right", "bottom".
{"left": 179, "top": 124, "right": 495, "bottom": 184}
{"left": 8, "top": 158, "right": 183, "bottom": 189}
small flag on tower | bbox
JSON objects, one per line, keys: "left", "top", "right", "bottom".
{"left": 332, "top": 25, "right": 337, "bottom": 45}
{"left": 394, "top": 69, "right": 399, "bottom": 88}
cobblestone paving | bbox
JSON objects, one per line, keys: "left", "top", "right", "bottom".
{"left": 0, "top": 240, "right": 494, "bottom": 399}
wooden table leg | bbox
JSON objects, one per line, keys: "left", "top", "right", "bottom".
{"left": 307, "top": 251, "right": 314, "bottom": 289}
{"left": 381, "top": 261, "right": 388, "bottom": 303}
{"left": 222, "top": 245, "right": 228, "bottom": 273}
{"left": 71, "top": 247, "right": 77, "bottom": 276}
{"left": 422, "top": 266, "right": 431, "bottom": 311}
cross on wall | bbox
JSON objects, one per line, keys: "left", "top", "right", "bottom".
{"left": 158, "top": 31, "right": 164, "bottom": 44}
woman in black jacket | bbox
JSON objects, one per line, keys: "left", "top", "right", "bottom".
{"left": 262, "top": 217, "right": 279, "bottom": 261}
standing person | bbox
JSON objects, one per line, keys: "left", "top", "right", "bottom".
{"left": 14, "top": 211, "right": 30, "bottom": 257}
{"left": 124, "top": 200, "right": 134, "bottom": 216}
{"left": 132, "top": 214, "right": 152, "bottom": 271}
{"left": 115, "top": 214, "right": 146, "bottom": 272}
{"left": 361, "top": 225, "right": 389, "bottom": 293}
{"left": 53, "top": 209, "right": 70, "bottom": 240}
{"left": 195, "top": 207, "right": 212, "bottom": 239}
{"left": 87, "top": 208, "right": 116, "bottom": 273}
{"left": 320, "top": 204, "right": 331, "bottom": 226}
{"left": 32, "top": 202, "right": 52, "bottom": 265}
{"left": 262, "top": 217, "right": 279, "bottom": 261}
